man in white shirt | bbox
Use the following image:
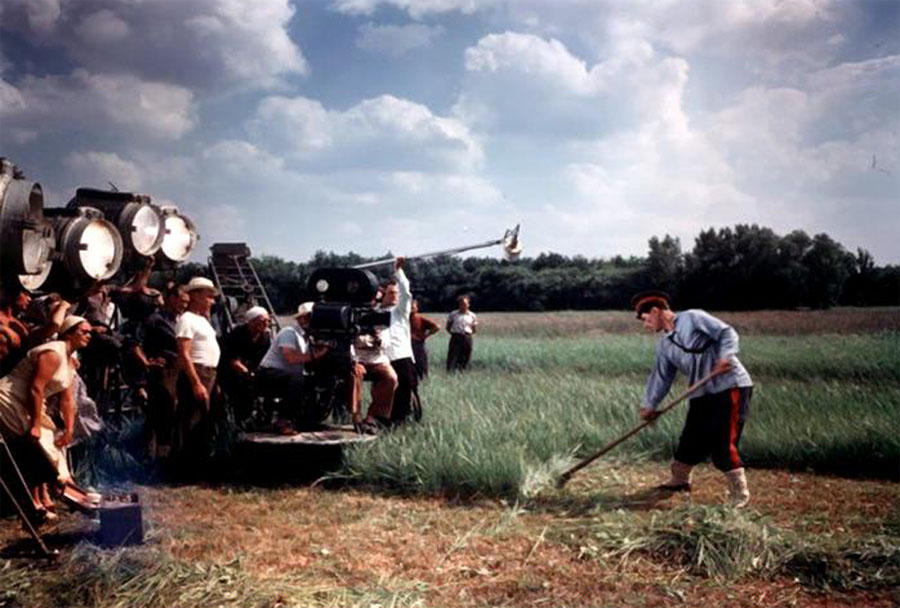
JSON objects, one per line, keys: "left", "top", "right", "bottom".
{"left": 350, "top": 292, "right": 397, "bottom": 433}
{"left": 380, "top": 257, "right": 417, "bottom": 425}
{"left": 446, "top": 295, "right": 477, "bottom": 372}
{"left": 256, "top": 302, "right": 327, "bottom": 432}
{"left": 175, "top": 277, "right": 221, "bottom": 470}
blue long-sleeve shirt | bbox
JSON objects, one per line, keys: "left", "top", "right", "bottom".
{"left": 643, "top": 309, "right": 753, "bottom": 410}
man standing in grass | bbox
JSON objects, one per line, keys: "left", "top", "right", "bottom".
{"left": 634, "top": 290, "right": 753, "bottom": 507}
{"left": 446, "top": 295, "right": 477, "bottom": 372}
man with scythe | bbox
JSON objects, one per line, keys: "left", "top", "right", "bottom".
{"left": 634, "top": 291, "right": 754, "bottom": 507}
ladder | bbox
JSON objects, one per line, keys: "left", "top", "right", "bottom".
{"left": 207, "top": 243, "right": 281, "bottom": 335}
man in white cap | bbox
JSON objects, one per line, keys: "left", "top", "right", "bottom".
{"left": 256, "top": 302, "right": 328, "bottom": 433}
{"left": 218, "top": 305, "right": 272, "bottom": 425}
{"left": 175, "top": 277, "right": 221, "bottom": 469}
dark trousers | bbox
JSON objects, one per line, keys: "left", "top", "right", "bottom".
{"left": 174, "top": 365, "right": 217, "bottom": 472}
{"left": 255, "top": 366, "right": 305, "bottom": 419}
{"left": 674, "top": 386, "right": 752, "bottom": 471}
{"left": 446, "top": 333, "right": 473, "bottom": 372}
{"left": 389, "top": 358, "right": 418, "bottom": 424}
{"left": 146, "top": 366, "right": 179, "bottom": 455}
{"left": 412, "top": 340, "right": 429, "bottom": 379}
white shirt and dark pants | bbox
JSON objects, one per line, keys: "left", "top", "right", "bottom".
{"left": 446, "top": 310, "right": 477, "bottom": 372}
{"left": 383, "top": 268, "right": 417, "bottom": 425}
{"left": 256, "top": 326, "right": 309, "bottom": 422}
{"left": 174, "top": 311, "right": 220, "bottom": 468}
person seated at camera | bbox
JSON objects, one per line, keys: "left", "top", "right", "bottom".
{"left": 255, "top": 302, "right": 327, "bottom": 433}
{"left": 350, "top": 317, "right": 397, "bottom": 434}
{"left": 218, "top": 306, "right": 272, "bottom": 424}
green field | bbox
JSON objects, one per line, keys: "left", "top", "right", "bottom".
{"left": 4, "top": 309, "right": 899, "bottom": 608}
{"left": 341, "top": 311, "right": 900, "bottom": 497}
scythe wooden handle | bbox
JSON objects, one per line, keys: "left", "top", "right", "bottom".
{"left": 556, "top": 369, "right": 725, "bottom": 488}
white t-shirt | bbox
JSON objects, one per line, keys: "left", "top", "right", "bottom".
{"left": 175, "top": 311, "right": 221, "bottom": 367}
{"left": 259, "top": 326, "right": 309, "bottom": 374}
{"left": 447, "top": 310, "right": 478, "bottom": 335}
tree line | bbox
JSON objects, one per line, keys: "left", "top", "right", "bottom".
{"left": 179, "top": 224, "right": 899, "bottom": 313}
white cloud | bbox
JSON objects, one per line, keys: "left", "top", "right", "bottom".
{"left": 332, "top": 0, "right": 494, "bottom": 18}
{"left": 73, "top": 9, "right": 129, "bottom": 43}
{"left": 356, "top": 23, "right": 445, "bottom": 56}
{"left": 0, "top": 0, "right": 307, "bottom": 90}
{"left": 250, "top": 94, "right": 483, "bottom": 172}
{"left": 456, "top": 32, "right": 689, "bottom": 137}
{"left": 0, "top": 70, "right": 196, "bottom": 142}
{"left": 64, "top": 151, "right": 144, "bottom": 191}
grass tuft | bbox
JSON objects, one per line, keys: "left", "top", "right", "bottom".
{"left": 564, "top": 505, "right": 900, "bottom": 590}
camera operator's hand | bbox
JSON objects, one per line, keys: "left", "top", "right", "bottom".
{"left": 355, "top": 335, "right": 375, "bottom": 349}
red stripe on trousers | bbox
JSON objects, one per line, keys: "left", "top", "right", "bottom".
{"left": 728, "top": 388, "right": 741, "bottom": 470}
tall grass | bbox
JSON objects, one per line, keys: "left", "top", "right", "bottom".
{"left": 340, "top": 328, "right": 900, "bottom": 496}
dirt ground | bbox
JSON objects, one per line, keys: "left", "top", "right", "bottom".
{"left": 2, "top": 464, "right": 897, "bottom": 607}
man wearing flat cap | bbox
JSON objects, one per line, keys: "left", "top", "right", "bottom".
{"left": 256, "top": 302, "right": 328, "bottom": 433}
{"left": 175, "top": 277, "right": 221, "bottom": 470}
{"left": 219, "top": 306, "right": 272, "bottom": 425}
{"left": 633, "top": 290, "right": 754, "bottom": 507}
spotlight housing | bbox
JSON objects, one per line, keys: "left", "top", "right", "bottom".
{"left": 158, "top": 205, "right": 198, "bottom": 263}
{"left": 0, "top": 158, "right": 56, "bottom": 293}
{"left": 45, "top": 206, "right": 124, "bottom": 287}
{"left": 70, "top": 188, "right": 164, "bottom": 257}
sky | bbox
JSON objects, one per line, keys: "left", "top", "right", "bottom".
{"left": 1, "top": 0, "right": 898, "bottom": 264}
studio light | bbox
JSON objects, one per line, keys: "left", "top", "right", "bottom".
{"left": 45, "top": 206, "right": 124, "bottom": 287}
{"left": 0, "top": 158, "right": 56, "bottom": 293}
{"left": 71, "top": 188, "right": 164, "bottom": 257}
{"left": 158, "top": 205, "right": 198, "bottom": 263}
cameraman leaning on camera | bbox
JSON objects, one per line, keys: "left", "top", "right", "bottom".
{"left": 380, "top": 256, "right": 417, "bottom": 425}
{"left": 255, "top": 302, "right": 328, "bottom": 433}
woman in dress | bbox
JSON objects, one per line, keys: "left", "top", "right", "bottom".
{"left": 0, "top": 315, "right": 98, "bottom": 521}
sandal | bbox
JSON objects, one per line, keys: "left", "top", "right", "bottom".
{"left": 59, "top": 483, "right": 101, "bottom": 513}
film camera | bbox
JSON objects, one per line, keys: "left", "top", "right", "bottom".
{"left": 292, "top": 267, "right": 391, "bottom": 426}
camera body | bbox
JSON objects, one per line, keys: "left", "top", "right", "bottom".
{"left": 296, "top": 268, "right": 391, "bottom": 425}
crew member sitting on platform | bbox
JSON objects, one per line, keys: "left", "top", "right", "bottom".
{"left": 256, "top": 302, "right": 327, "bottom": 433}
{"left": 350, "top": 311, "right": 397, "bottom": 434}
{"left": 219, "top": 306, "right": 272, "bottom": 425}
